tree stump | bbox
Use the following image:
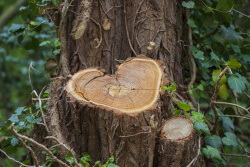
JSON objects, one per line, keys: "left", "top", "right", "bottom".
{"left": 63, "top": 55, "right": 203, "bottom": 166}
{"left": 157, "top": 116, "right": 204, "bottom": 167}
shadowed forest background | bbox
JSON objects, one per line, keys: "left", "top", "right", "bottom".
{"left": 0, "top": 0, "right": 250, "bottom": 166}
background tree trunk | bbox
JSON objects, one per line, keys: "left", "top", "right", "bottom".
{"left": 33, "top": 0, "right": 205, "bottom": 166}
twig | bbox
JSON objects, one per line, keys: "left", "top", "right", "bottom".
{"left": 32, "top": 98, "right": 50, "bottom": 101}
{"left": 90, "top": 18, "right": 102, "bottom": 48}
{"left": 124, "top": 0, "right": 137, "bottom": 56}
{"left": 211, "top": 66, "right": 230, "bottom": 133}
{"left": 221, "top": 153, "right": 250, "bottom": 158}
{"left": 9, "top": 124, "right": 70, "bottom": 167}
{"left": 217, "top": 115, "right": 250, "bottom": 120}
{"left": 13, "top": 135, "right": 39, "bottom": 167}
{"left": 186, "top": 9, "right": 198, "bottom": 108}
{"left": 0, "top": 148, "right": 31, "bottom": 167}
{"left": 212, "top": 101, "right": 249, "bottom": 114}
{"left": 119, "top": 131, "right": 149, "bottom": 138}
{"left": 186, "top": 136, "right": 201, "bottom": 167}
{"left": 32, "top": 88, "right": 50, "bottom": 133}
{"left": 45, "top": 136, "right": 81, "bottom": 167}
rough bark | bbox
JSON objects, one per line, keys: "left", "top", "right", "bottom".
{"left": 32, "top": 0, "right": 205, "bottom": 166}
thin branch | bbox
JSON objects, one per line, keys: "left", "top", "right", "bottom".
{"left": 119, "top": 131, "right": 149, "bottom": 138}
{"left": 222, "top": 153, "right": 250, "bottom": 158}
{"left": 124, "top": 0, "right": 137, "bottom": 56}
{"left": 213, "top": 101, "right": 249, "bottom": 114}
{"left": 32, "top": 88, "right": 50, "bottom": 133}
{"left": 17, "top": 137, "right": 39, "bottom": 167}
{"left": 186, "top": 8, "right": 198, "bottom": 108}
{"left": 45, "top": 136, "right": 81, "bottom": 167}
{"left": 211, "top": 66, "right": 230, "bottom": 133}
{"left": 217, "top": 115, "right": 250, "bottom": 120}
{"left": 0, "top": 148, "right": 31, "bottom": 167}
{"left": 9, "top": 124, "right": 70, "bottom": 167}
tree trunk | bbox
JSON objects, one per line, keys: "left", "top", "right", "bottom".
{"left": 33, "top": 0, "right": 205, "bottom": 166}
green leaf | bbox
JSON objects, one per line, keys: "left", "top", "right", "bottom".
{"left": 182, "top": 1, "right": 195, "bottom": 8}
{"left": 9, "top": 24, "right": 25, "bottom": 32}
{"left": 202, "top": 146, "right": 222, "bottom": 161}
{"left": 26, "top": 116, "right": 42, "bottom": 123}
{"left": 193, "top": 122, "right": 210, "bottom": 135}
{"left": 81, "top": 153, "right": 92, "bottom": 162}
{"left": 222, "top": 132, "right": 238, "bottom": 147}
{"left": 197, "top": 84, "right": 204, "bottom": 91}
{"left": 225, "top": 58, "right": 242, "bottom": 69}
{"left": 174, "top": 108, "right": 180, "bottom": 116}
{"left": 187, "top": 19, "right": 197, "bottom": 28}
{"left": 215, "top": 0, "right": 233, "bottom": 23}
{"left": 65, "top": 153, "right": 74, "bottom": 164}
{"left": 107, "top": 163, "right": 119, "bottom": 167}
{"left": 53, "top": 49, "right": 60, "bottom": 55}
{"left": 218, "top": 84, "right": 229, "bottom": 100}
{"left": 14, "top": 107, "right": 25, "bottom": 115}
{"left": 39, "top": 40, "right": 51, "bottom": 46}
{"left": 204, "top": 135, "right": 222, "bottom": 149}
{"left": 190, "top": 46, "right": 205, "bottom": 60}
{"left": 212, "top": 70, "right": 227, "bottom": 84}
{"left": 228, "top": 74, "right": 247, "bottom": 93}
{"left": 190, "top": 111, "right": 204, "bottom": 123}
{"left": 8, "top": 114, "right": 19, "bottom": 123}
{"left": 161, "top": 84, "right": 176, "bottom": 91}
{"left": 210, "top": 52, "right": 220, "bottom": 61}
{"left": 54, "top": 39, "right": 61, "bottom": 47}
{"left": 176, "top": 102, "right": 191, "bottom": 111}
{"left": 231, "top": 45, "right": 240, "bottom": 53}
{"left": 106, "top": 156, "right": 115, "bottom": 163}
{"left": 10, "top": 137, "right": 19, "bottom": 146}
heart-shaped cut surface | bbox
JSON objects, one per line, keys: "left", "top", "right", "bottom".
{"left": 65, "top": 55, "right": 166, "bottom": 114}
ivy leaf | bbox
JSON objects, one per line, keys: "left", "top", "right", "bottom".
{"left": 65, "top": 153, "right": 74, "bottom": 164}
{"left": 215, "top": 0, "right": 233, "bottom": 23}
{"left": 26, "top": 116, "right": 42, "bottom": 123}
{"left": 187, "top": 19, "right": 197, "bottom": 28}
{"left": 9, "top": 24, "right": 25, "bottom": 33}
{"left": 182, "top": 1, "right": 195, "bottom": 8}
{"left": 225, "top": 58, "right": 242, "bottom": 69}
{"left": 161, "top": 84, "right": 176, "bottom": 91}
{"left": 8, "top": 114, "right": 19, "bottom": 123}
{"left": 81, "top": 153, "right": 92, "bottom": 162}
{"left": 193, "top": 122, "right": 210, "bottom": 136}
{"left": 204, "top": 135, "right": 222, "bottom": 149}
{"left": 107, "top": 163, "right": 119, "bottom": 167}
{"left": 197, "top": 84, "right": 204, "bottom": 91}
{"left": 231, "top": 45, "right": 240, "bottom": 53}
{"left": 10, "top": 137, "right": 19, "bottom": 146}
{"left": 218, "top": 84, "right": 229, "bottom": 100}
{"left": 228, "top": 73, "right": 247, "bottom": 93}
{"left": 174, "top": 108, "right": 180, "bottom": 116}
{"left": 210, "top": 52, "right": 220, "bottom": 61}
{"left": 14, "top": 107, "right": 25, "bottom": 115}
{"left": 190, "top": 111, "right": 204, "bottom": 123}
{"left": 39, "top": 40, "right": 51, "bottom": 46}
{"left": 222, "top": 132, "right": 238, "bottom": 146}
{"left": 176, "top": 102, "right": 191, "bottom": 111}
{"left": 212, "top": 69, "right": 227, "bottom": 84}
{"left": 54, "top": 38, "right": 61, "bottom": 47}
{"left": 202, "top": 146, "right": 222, "bottom": 161}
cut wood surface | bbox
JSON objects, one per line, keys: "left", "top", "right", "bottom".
{"left": 157, "top": 116, "right": 204, "bottom": 167}
{"left": 65, "top": 55, "right": 167, "bottom": 114}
